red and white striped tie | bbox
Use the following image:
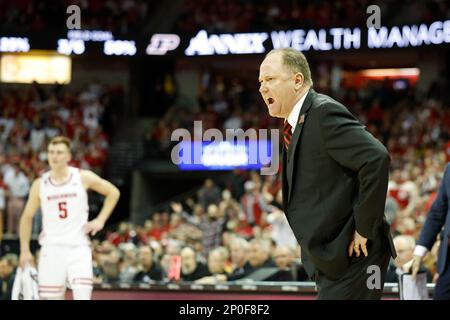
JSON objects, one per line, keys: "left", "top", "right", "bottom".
{"left": 283, "top": 120, "right": 292, "bottom": 150}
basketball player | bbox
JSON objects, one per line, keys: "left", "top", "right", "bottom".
{"left": 18, "top": 136, "right": 120, "bottom": 300}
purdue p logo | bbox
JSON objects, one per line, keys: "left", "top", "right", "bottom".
{"left": 146, "top": 34, "right": 180, "bottom": 55}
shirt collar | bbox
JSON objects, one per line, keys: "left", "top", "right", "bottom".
{"left": 286, "top": 89, "right": 309, "bottom": 132}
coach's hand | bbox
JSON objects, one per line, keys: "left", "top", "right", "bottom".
{"left": 19, "top": 250, "right": 35, "bottom": 268}
{"left": 348, "top": 230, "right": 368, "bottom": 257}
{"left": 84, "top": 218, "right": 105, "bottom": 236}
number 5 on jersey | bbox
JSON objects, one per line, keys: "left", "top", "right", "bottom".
{"left": 58, "top": 201, "right": 68, "bottom": 219}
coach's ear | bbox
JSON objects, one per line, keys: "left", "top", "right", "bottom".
{"left": 294, "top": 72, "right": 304, "bottom": 90}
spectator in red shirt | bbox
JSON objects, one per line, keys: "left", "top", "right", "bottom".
{"left": 148, "top": 213, "right": 167, "bottom": 241}
{"left": 240, "top": 180, "right": 270, "bottom": 227}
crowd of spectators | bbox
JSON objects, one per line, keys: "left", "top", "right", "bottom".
{"left": 0, "top": 0, "right": 153, "bottom": 35}
{"left": 2, "top": 1, "right": 448, "bottom": 37}
{"left": 145, "top": 62, "right": 450, "bottom": 164}
{"left": 143, "top": 72, "right": 279, "bottom": 158}
{"left": 89, "top": 173, "right": 307, "bottom": 285}
{"left": 0, "top": 81, "right": 123, "bottom": 237}
{"left": 175, "top": 0, "right": 450, "bottom": 34}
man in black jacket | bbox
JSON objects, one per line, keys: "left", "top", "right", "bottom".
{"left": 227, "top": 237, "right": 253, "bottom": 281}
{"left": 133, "top": 246, "right": 163, "bottom": 282}
{"left": 0, "top": 255, "right": 16, "bottom": 300}
{"left": 180, "top": 247, "right": 209, "bottom": 282}
{"left": 259, "top": 48, "right": 396, "bottom": 299}
{"left": 385, "top": 235, "right": 432, "bottom": 283}
{"left": 247, "top": 239, "right": 276, "bottom": 270}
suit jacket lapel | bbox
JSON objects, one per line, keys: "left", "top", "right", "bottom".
{"left": 281, "top": 148, "right": 288, "bottom": 212}
{"left": 286, "top": 88, "right": 316, "bottom": 204}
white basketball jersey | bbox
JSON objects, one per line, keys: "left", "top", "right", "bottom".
{"left": 39, "top": 166, "right": 90, "bottom": 246}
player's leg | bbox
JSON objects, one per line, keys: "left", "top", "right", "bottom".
{"left": 68, "top": 246, "right": 94, "bottom": 300}
{"left": 38, "top": 246, "right": 67, "bottom": 300}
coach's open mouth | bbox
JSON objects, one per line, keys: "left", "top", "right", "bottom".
{"left": 267, "top": 97, "right": 274, "bottom": 106}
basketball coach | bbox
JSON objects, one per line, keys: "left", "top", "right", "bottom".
{"left": 258, "top": 48, "right": 396, "bottom": 299}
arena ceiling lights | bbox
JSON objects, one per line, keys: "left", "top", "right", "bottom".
{"left": 358, "top": 68, "right": 420, "bottom": 78}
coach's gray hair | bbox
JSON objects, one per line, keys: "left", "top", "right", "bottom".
{"left": 266, "top": 48, "right": 313, "bottom": 87}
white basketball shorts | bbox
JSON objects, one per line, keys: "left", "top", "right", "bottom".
{"left": 38, "top": 245, "right": 93, "bottom": 299}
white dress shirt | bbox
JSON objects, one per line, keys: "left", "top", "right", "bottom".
{"left": 414, "top": 245, "right": 429, "bottom": 257}
{"left": 286, "top": 89, "right": 309, "bottom": 133}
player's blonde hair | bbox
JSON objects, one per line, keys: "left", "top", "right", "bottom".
{"left": 48, "top": 136, "right": 71, "bottom": 150}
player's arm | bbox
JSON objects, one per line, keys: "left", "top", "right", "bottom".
{"left": 19, "top": 179, "right": 41, "bottom": 268}
{"left": 81, "top": 170, "right": 120, "bottom": 235}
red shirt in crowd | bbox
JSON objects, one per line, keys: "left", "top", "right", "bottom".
{"left": 389, "top": 187, "right": 410, "bottom": 210}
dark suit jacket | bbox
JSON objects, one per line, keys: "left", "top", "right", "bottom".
{"left": 282, "top": 88, "right": 396, "bottom": 280}
{"left": 418, "top": 163, "right": 450, "bottom": 274}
